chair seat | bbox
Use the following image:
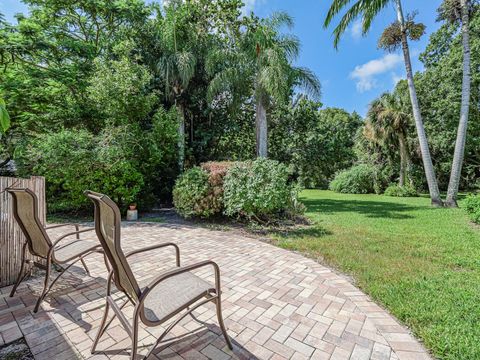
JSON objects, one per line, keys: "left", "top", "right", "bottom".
{"left": 53, "top": 239, "right": 100, "bottom": 263}
{"left": 141, "top": 272, "right": 214, "bottom": 323}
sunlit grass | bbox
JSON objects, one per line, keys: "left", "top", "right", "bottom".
{"left": 272, "top": 190, "right": 480, "bottom": 360}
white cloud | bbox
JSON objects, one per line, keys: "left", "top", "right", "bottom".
{"left": 350, "top": 53, "right": 403, "bottom": 92}
{"left": 350, "top": 19, "right": 362, "bottom": 40}
{"left": 391, "top": 72, "right": 404, "bottom": 86}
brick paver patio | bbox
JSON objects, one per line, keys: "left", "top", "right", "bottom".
{"left": 0, "top": 222, "right": 431, "bottom": 360}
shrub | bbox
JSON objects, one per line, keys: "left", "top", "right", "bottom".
{"left": 329, "top": 164, "right": 384, "bottom": 194}
{"left": 172, "top": 162, "right": 235, "bottom": 218}
{"left": 223, "top": 158, "right": 302, "bottom": 220}
{"left": 384, "top": 184, "right": 418, "bottom": 197}
{"left": 200, "top": 161, "right": 234, "bottom": 214}
{"left": 172, "top": 167, "right": 210, "bottom": 218}
{"left": 464, "top": 194, "right": 480, "bottom": 224}
{"left": 16, "top": 128, "right": 144, "bottom": 212}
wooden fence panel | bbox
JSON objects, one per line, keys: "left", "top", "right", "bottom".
{"left": 0, "top": 176, "right": 46, "bottom": 287}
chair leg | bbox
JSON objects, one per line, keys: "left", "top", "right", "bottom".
{"left": 91, "top": 300, "right": 110, "bottom": 353}
{"left": 10, "top": 243, "right": 28, "bottom": 298}
{"left": 131, "top": 314, "right": 139, "bottom": 360}
{"left": 215, "top": 297, "right": 233, "bottom": 350}
{"left": 80, "top": 257, "right": 90, "bottom": 275}
{"left": 91, "top": 296, "right": 129, "bottom": 353}
{"left": 34, "top": 259, "right": 51, "bottom": 313}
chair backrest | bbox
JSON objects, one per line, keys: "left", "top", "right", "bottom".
{"left": 85, "top": 190, "right": 141, "bottom": 302}
{"left": 7, "top": 188, "right": 51, "bottom": 258}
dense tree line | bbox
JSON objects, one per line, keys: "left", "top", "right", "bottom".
{"left": 0, "top": 0, "right": 360, "bottom": 211}
{"left": 356, "top": 3, "right": 480, "bottom": 193}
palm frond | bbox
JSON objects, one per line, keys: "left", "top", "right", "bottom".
{"left": 176, "top": 50, "right": 196, "bottom": 88}
{"left": 324, "top": 0, "right": 353, "bottom": 28}
{"left": 324, "top": 0, "right": 391, "bottom": 49}
{"left": 268, "top": 11, "right": 294, "bottom": 30}
{"left": 276, "top": 34, "right": 301, "bottom": 61}
{"left": 291, "top": 67, "right": 321, "bottom": 100}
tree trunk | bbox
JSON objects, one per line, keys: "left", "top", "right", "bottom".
{"left": 176, "top": 102, "right": 185, "bottom": 171}
{"left": 256, "top": 98, "right": 268, "bottom": 158}
{"left": 446, "top": 0, "right": 471, "bottom": 208}
{"left": 395, "top": 0, "right": 443, "bottom": 207}
{"left": 398, "top": 133, "right": 408, "bottom": 187}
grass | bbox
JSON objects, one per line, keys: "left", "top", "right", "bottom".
{"left": 271, "top": 190, "right": 480, "bottom": 360}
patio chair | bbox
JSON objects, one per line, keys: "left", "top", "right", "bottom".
{"left": 85, "top": 190, "right": 233, "bottom": 360}
{"left": 7, "top": 188, "right": 102, "bottom": 313}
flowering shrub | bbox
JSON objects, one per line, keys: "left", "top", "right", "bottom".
{"left": 173, "top": 162, "right": 234, "bottom": 218}
{"left": 173, "top": 159, "right": 303, "bottom": 221}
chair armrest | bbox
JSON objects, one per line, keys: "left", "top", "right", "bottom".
{"left": 51, "top": 227, "right": 96, "bottom": 248}
{"left": 45, "top": 223, "right": 80, "bottom": 231}
{"left": 139, "top": 260, "right": 220, "bottom": 305}
{"left": 126, "top": 243, "right": 180, "bottom": 267}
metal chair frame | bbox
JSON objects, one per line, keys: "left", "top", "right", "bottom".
{"left": 85, "top": 190, "right": 232, "bottom": 360}
{"left": 7, "top": 188, "right": 102, "bottom": 313}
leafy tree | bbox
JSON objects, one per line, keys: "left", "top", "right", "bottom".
{"left": 270, "top": 100, "right": 361, "bottom": 188}
{"left": 208, "top": 12, "right": 321, "bottom": 158}
{"left": 154, "top": 0, "right": 201, "bottom": 171}
{"left": 0, "top": 0, "right": 152, "bottom": 130}
{"left": 364, "top": 92, "right": 412, "bottom": 186}
{"left": 324, "top": 0, "right": 444, "bottom": 206}
{"left": 87, "top": 47, "right": 158, "bottom": 128}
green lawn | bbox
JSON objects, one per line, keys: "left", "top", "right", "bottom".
{"left": 272, "top": 190, "right": 480, "bottom": 360}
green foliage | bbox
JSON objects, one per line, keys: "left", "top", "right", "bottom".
{"left": 87, "top": 51, "right": 158, "bottom": 127}
{"left": 464, "top": 193, "right": 480, "bottom": 223}
{"left": 223, "top": 158, "right": 302, "bottom": 219}
{"left": 384, "top": 184, "right": 418, "bottom": 197}
{"left": 173, "top": 160, "right": 302, "bottom": 221}
{"left": 16, "top": 128, "right": 143, "bottom": 212}
{"left": 15, "top": 105, "right": 178, "bottom": 212}
{"left": 357, "top": 9, "right": 480, "bottom": 191}
{"left": 329, "top": 164, "right": 384, "bottom": 194}
{"left": 172, "top": 167, "right": 211, "bottom": 218}
{"left": 323, "top": 0, "right": 391, "bottom": 49}
{"left": 270, "top": 100, "right": 361, "bottom": 188}
{"left": 0, "top": 97, "right": 10, "bottom": 133}
{"left": 206, "top": 12, "right": 320, "bottom": 118}
{"left": 172, "top": 162, "right": 235, "bottom": 219}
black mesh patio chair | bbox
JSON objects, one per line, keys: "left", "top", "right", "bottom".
{"left": 7, "top": 188, "right": 102, "bottom": 313}
{"left": 85, "top": 190, "right": 232, "bottom": 360}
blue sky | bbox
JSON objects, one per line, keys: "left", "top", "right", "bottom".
{"left": 1, "top": 0, "right": 443, "bottom": 116}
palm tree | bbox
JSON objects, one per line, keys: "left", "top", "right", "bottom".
{"left": 324, "top": 0, "right": 444, "bottom": 206}
{"left": 440, "top": 0, "right": 473, "bottom": 207}
{"left": 364, "top": 93, "right": 411, "bottom": 186}
{"left": 207, "top": 12, "right": 321, "bottom": 158}
{"left": 155, "top": 2, "right": 198, "bottom": 171}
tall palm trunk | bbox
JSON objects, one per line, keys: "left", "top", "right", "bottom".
{"left": 256, "top": 97, "right": 268, "bottom": 158}
{"left": 395, "top": 0, "right": 443, "bottom": 207}
{"left": 398, "top": 132, "right": 409, "bottom": 187}
{"left": 176, "top": 102, "right": 185, "bottom": 171}
{"left": 446, "top": 0, "right": 471, "bottom": 208}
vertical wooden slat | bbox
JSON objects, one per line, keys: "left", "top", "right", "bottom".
{"left": 0, "top": 176, "right": 46, "bottom": 287}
